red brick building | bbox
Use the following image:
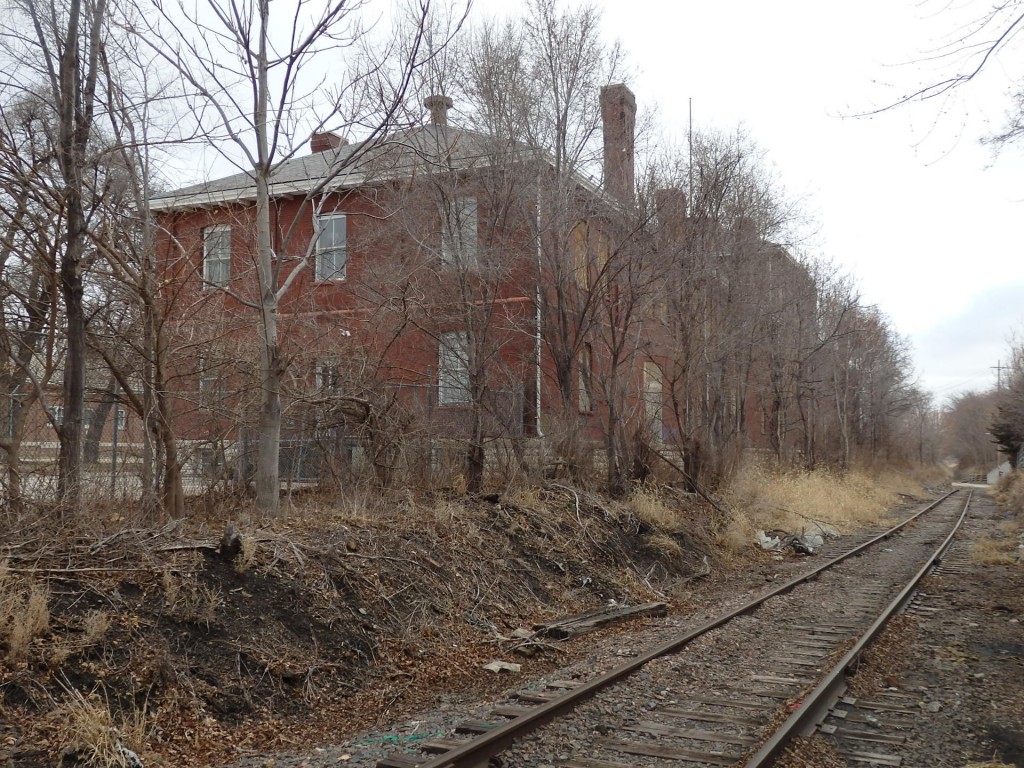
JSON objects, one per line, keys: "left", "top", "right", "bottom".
{"left": 151, "top": 85, "right": 662, "bottom": 484}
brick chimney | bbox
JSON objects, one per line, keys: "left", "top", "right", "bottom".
{"left": 600, "top": 84, "right": 636, "bottom": 204}
{"left": 310, "top": 131, "right": 347, "bottom": 154}
{"left": 424, "top": 94, "right": 453, "bottom": 126}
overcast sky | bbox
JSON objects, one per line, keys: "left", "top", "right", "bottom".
{"left": 472, "top": 0, "right": 1024, "bottom": 404}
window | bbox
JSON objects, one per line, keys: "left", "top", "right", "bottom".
{"left": 116, "top": 408, "right": 127, "bottom": 430}
{"left": 643, "top": 362, "right": 663, "bottom": 440}
{"left": 570, "top": 222, "right": 589, "bottom": 287}
{"left": 316, "top": 358, "right": 340, "bottom": 392}
{"left": 52, "top": 406, "right": 64, "bottom": 426}
{"left": 441, "top": 196, "right": 478, "bottom": 267}
{"left": 578, "top": 343, "right": 593, "bottom": 413}
{"left": 198, "top": 356, "right": 221, "bottom": 404}
{"left": 315, "top": 213, "right": 347, "bottom": 281}
{"left": 438, "top": 331, "right": 470, "bottom": 405}
{"left": 202, "top": 225, "right": 231, "bottom": 287}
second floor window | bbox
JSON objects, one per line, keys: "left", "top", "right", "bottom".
{"left": 315, "top": 213, "right": 347, "bottom": 281}
{"left": 202, "top": 225, "right": 231, "bottom": 287}
{"left": 315, "top": 358, "right": 340, "bottom": 392}
{"left": 441, "top": 196, "right": 477, "bottom": 267}
{"left": 438, "top": 331, "right": 470, "bottom": 405}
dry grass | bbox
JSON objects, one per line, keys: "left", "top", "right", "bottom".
{"left": 233, "top": 534, "right": 257, "bottom": 575}
{"left": 963, "top": 761, "right": 1016, "bottom": 768}
{"left": 719, "top": 461, "right": 924, "bottom": 553}
{"left": 505, "top": 485, "right": 541, "bottom": 510}
{"left": 628, "top": 487, "right": 680, "bottom": 530}
{"left": 993, "top": 470, "right": 1024, "bottom": 515}
{"left": 82, "top": 610, "right": 111, "bottom": 645}
{"left": 970, "top": 538, "right": 1019, "bottom": 565}
{"left": 645, "top": 532, "right": 685, "bottom": 560}
{"left": 53, "top": 686, "right": 148, "bottom": 768}
{"left": 162, "top": 571, "right": 224, "bottom": 625}
{"left": 1, "top": 564, "right": 51, "bottom": 661}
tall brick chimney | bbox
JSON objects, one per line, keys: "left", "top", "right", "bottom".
{"left": 310, "top": 131, "right": 347, "bottom": 154}
{"left": 424, "top": 94, "right": 453, "bottom": 126}
{"left": 600, "top": 84, "right": 636, "bottom": 204}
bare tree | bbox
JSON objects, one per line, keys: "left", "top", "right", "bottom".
{"left": 2, "top": 0, "right": 112, "bottom": 510}
{"left": 870, "top": 2, "right": 1024, "bottom": 150}
{"left": 0, "top": 97, "right": 63, "bottom": 509}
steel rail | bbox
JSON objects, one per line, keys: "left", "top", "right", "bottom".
{"left": 406, "top": 489, "right": 961, "bottom": 768}
{"left": 743, "top": 490, "right": 973, "bottom": 767}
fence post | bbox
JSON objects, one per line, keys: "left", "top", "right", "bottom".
{"left": 110, "top": 382, "right": 119, "bottom": 496}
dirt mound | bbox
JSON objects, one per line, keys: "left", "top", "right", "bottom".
{"left": 1, "top": 487, "right": 721, "bottom": 767}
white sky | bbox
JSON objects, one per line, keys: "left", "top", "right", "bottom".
{"left": 471, "top": 0, "right": 1024, "bottom": 404}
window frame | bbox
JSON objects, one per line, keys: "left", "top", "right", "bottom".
{"left": 202, "top": 224, "right": 232, "bottom": 288}
{"left": 438, "top": 331, "right": 471, "bottom": 406}
{"left": 440, "top": 195, "right": 478, "bottom": 268}
{"left": 315, "top": 212, "right": 348, "bottom": 282}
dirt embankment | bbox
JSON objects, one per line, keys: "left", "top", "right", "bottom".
{"left": 1, "top": 487, "right": 723, "bottom": 767}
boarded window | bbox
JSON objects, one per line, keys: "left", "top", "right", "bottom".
{"left": 570, "top": 221, "right": 589, "bottom": 287}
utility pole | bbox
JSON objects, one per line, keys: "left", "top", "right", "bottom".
{"left": 992, "top": 361, "right": 1007, "bottom": 389}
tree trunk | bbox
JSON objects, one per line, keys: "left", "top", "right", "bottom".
{"left": 58, "top": 244, "right": 86, "bottom": 508}
{"left": 251, "top": 0, "right": 281, "bottom": 517}
{"left": 160, "top": 418, "right": 184, "bottom": 518}
{"left": 83, "top": 382, "right": 115, "bottom": 464}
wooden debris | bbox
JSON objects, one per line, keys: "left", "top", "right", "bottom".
{"left": 533, "top": 601, "right": 668, "bottom": 640}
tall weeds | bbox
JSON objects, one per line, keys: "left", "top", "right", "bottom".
{"left": 719, "top": 461, "right": 926, "bottom": 553}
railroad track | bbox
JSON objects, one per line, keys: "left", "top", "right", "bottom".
{"left": 375, "top": 489, "right": 971, "bottom": 768}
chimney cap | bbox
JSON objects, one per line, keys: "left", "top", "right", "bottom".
{"left": 424, "top": 94, "right": 454, "bottom": 126}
